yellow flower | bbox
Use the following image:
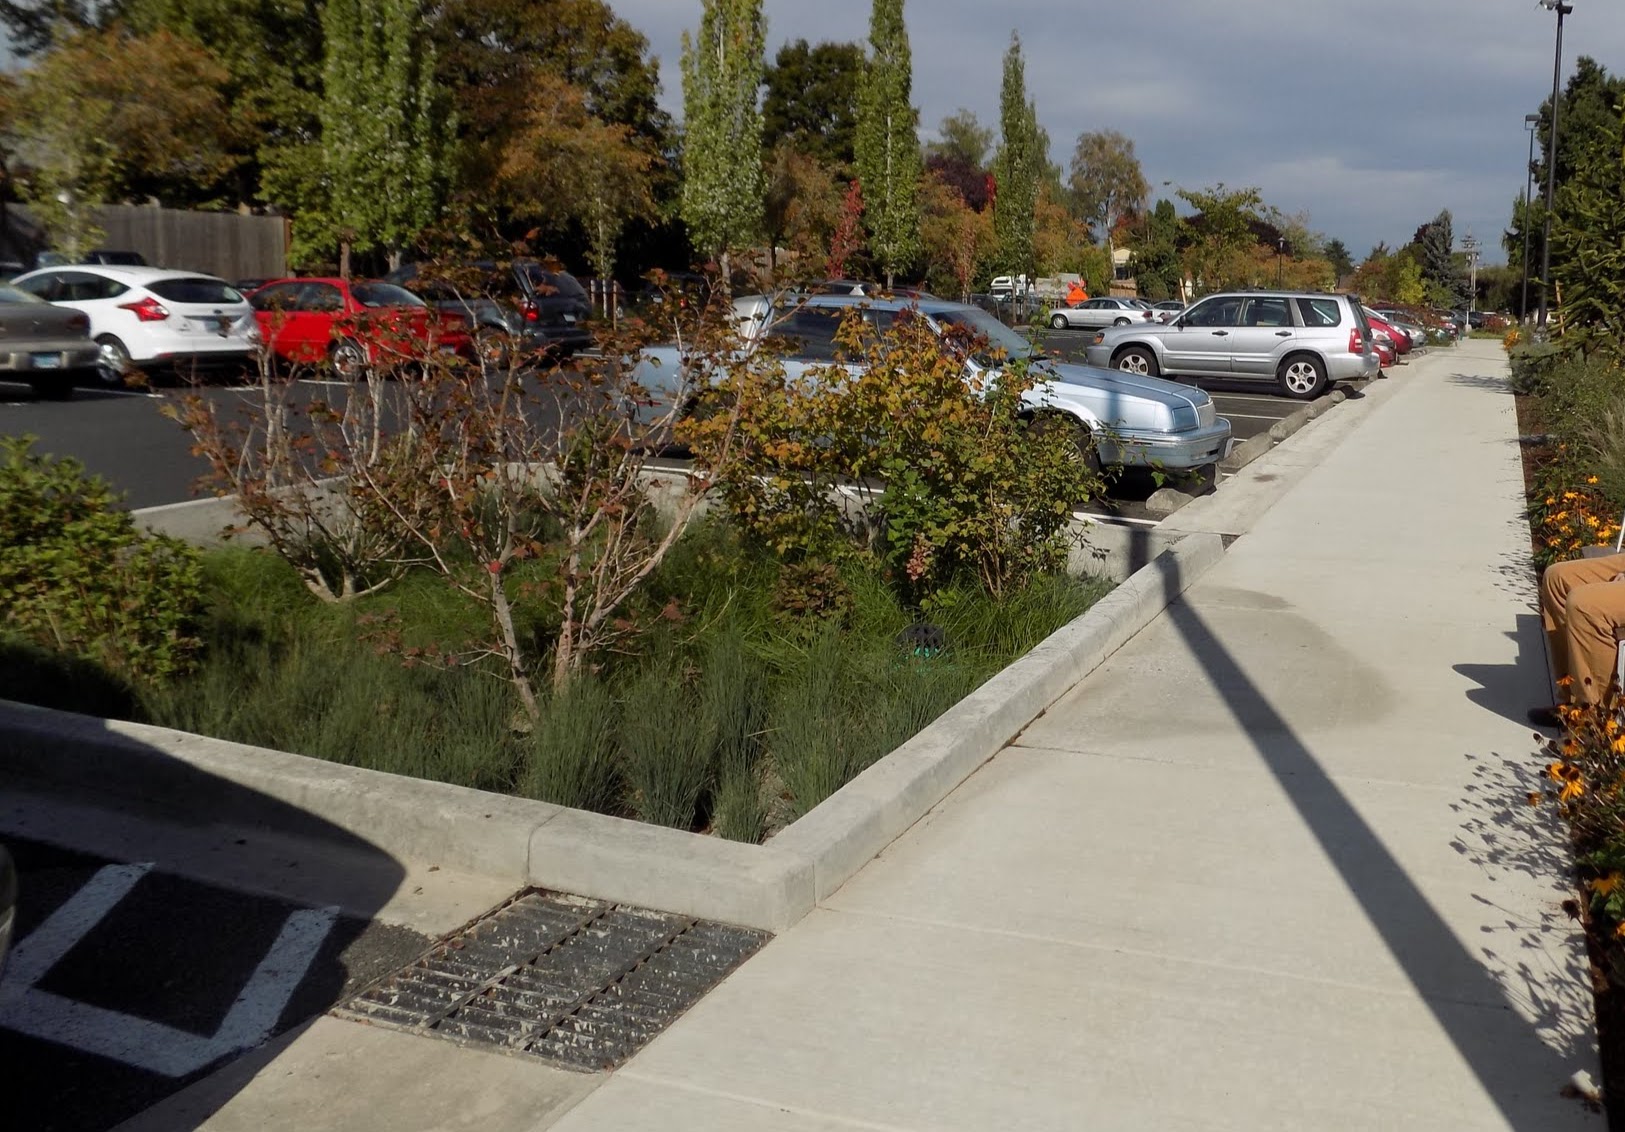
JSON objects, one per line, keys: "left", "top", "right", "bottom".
{"left": 1564, "top": 492, "right": 1579, "bottom": 501}
{"left": 1594, "top": 873, "right": 1625, "bottom": 896}
{"left": 1527, "top": 791, "right": 1544, "bottom": 806}
{"left": 1613, "top": 922, "right": 1625, "bottom": 942}
{"left": 1561, "top": 779, "right": 1586, "bottom": 801}
{"left": 1588, "top": 515, "right": 1602, "bottom": 528}
{"left": 1588, "top": 476, "right": 1600, "bottom": 485}
{"left": 1612, "top": 735, "right": 1625, "bottom": 754}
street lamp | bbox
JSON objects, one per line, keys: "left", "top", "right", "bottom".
{"left": 1521, "top": 113, "right": 1539, "bottom": 324}
{"left": 1276, "top": 237, "right": 1286, "bottom": 287}
{"left": 1537, "top": 0, "right": 1572, "bottom": 331}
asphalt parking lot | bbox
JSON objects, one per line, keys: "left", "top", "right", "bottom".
{"left": 0, "top": 338, "right": 1374, "bottom": 513}
{"left": 0, "top": 834, "right": 429, "bottom": 1132}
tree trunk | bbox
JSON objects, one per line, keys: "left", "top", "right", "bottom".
{"left": 491, "top": 567, "right": 539, "bottom": 720}
{"left": 340, "top": 240, "right": 352, "bottom": 282}
{"left": 719, "top": 250, "right": 731, "bottom": 294}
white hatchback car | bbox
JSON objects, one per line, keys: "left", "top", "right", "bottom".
{"left": 11, "top": 265, "right": 259, "bottom": 385}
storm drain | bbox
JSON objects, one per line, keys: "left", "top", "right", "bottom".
{"left": 334, "top": 890, "right": 769, "bottom": 1071}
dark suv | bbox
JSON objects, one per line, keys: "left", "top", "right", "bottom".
{"left": 387, "top": 261, "right": 593, "bottom": 361}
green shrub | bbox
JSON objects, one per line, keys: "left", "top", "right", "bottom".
{"left": 1509, "top": 339, "right": 1579, "bottom": 396}
{"left": 0, "top": 437, "right": 202, "bottom": 684}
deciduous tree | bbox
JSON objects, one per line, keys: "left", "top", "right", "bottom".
{"left": 992, "top": 33, "right": 1039, "bottom": 284}
{"left": 10, "top": 26, "right": 237, "bottom": 257}
{"left": 1176, "top": 183, "right": 1263, "bottom": 292}
{"left": 680, "top": 0, "right": 766, "bottom": 282}
{"left": 319, "top": 0, "right": 455, "bottom": 275}
{"left": 762, "top": 39, "right": 863, "bottom": 168}
{"left": 854, "top": 0, "right": 921, "bottom": 289}
{"left": 1067, "top": 129, "right": 1147, "bottom": 256}
{"left": 763, "top": 141, "right": 843, "bottom": 279}
{"left": 919, "top": 170, "right": 992, "bottom": 300}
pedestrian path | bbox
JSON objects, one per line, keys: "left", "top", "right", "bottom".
{"left": 546, "top": 340, "right": 1600, "bottom": 1130}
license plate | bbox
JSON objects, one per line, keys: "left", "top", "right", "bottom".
{"left": 562, "top": 313, "right": 577, "bottom": 324}
{"left": 31, "top": 353, "right": 61, "bottom": 368}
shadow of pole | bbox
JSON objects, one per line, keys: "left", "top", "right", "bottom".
{"left": 1151, "top": 553, "right": 1584, "bottom": 1126}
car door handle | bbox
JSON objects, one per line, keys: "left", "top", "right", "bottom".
{"left": 1211, "top": 330, "right": 1229, "bottom": 337}
{"left": 1275, "top": 330, "right": 1292, "bottom": 337}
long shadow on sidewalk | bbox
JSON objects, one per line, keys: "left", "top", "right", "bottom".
{"left": 1153, "top": 554, "right": 1590, "bottom": 1126}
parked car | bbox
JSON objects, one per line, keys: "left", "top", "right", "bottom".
{"left": 632, "top": 294, "right": 1233, "bottom": 473}
{"left": 384, "top": 264, "right": 579, "bottom": 367}
{"left": 1048, "top": 296, "right": 1158, "bottom": 331}
{"left": 12, "top": 265, "right": 258, "bottom": 386}
{"left": 1083, "top": 290, "right": 1381, "bottom": 400}
{"left": 1150, "top": 300, "right": 1186, "bottom": 323}
{"left": 1362, "top": 309, "right": 1411, "bottom": 356}
{"left": 386, "top": 260, "right": 592, "bottom": 357}
{"left": 1371, "top": 309, "right": 1428, "bottom": 349}
{"left": 247, "top": 277, "right": 470, "bottom": 377}
{"left": 0, "top": 281, "right": 98, "bottom": 398}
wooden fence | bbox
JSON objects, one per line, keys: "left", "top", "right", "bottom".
{"left": 0, "top": 203, "right": 289, "bottom": 282}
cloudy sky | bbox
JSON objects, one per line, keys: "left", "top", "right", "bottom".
{"left": 611, "top": 0, "right": 1625, "bottom": 264}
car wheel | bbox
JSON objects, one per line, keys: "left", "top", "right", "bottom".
{"left": 1114, "top": 347, "right": 1160, "bottom": 377}
{"left": 330, "top": 339, "right": 368, "bottom": 381}
{"left": 1113, "top": 317, "right": 1131, "bottom": 326}
{"left": 1277, "top": 354, "right": 1328, "bottom": 400}
{"left": 94, "top": 336, "right": 131, "bottom": 387}
{"left": 1025, "top": 412, "right": 1103, "bottom": 478}
{"left": 1049, "top": 313, "right": 1068, "bottom": 330}
{"left": 476, "top": 330, "right": 511, "bottom": 371}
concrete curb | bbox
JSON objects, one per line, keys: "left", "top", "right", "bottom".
{"left": 1219, "top": 388, "right": 1347, "bottom": 475}
{"left": 0, "top": 535, "right": 1226, "bottom": 934}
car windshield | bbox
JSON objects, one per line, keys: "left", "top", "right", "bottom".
{"left": 0, "top": 283, "right": 43, "bottom": 304}
{"left": 930, "top": 307, "right": 1037, "bottom": 366}
{"left": 351, "top": 282, "right": 425, "bottom": 309}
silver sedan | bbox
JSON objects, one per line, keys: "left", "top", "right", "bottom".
{"left": 1048, "top": 296, "right": 1159, "bottom": 331}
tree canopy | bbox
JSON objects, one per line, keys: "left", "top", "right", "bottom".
{"left": 1067, "top": 129, "right": 1147, "bottom": 252}
{"left": 762, "top": 39, "right": 863, "bottom": 168}
{"left": 854, "top": 0, "right": 920, "bottom": 288}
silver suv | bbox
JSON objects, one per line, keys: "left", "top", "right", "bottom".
{"left": 1082, "top": 290, "right": 1381, "bottom": 399}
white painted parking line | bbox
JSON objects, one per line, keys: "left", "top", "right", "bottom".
{"left": 1219, "top": 411, "right": 1295, "bottom": 421}
{"left": 0, "top": 861, "right": 339, "bottom": 1078}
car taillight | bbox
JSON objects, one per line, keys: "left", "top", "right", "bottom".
{"left": 1348, "top": 328, "right": 1364, "bottom": 354}
{"left": 521, "top": 297, "right": 539, "bottom": 322}
{"left": 119, "top": 296, "right": 170, "bottom": 322}
{"left": 69, "top": 314, "right": 88, "bottom": 332}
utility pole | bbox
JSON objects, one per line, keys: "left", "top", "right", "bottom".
{"left": 1462, "top": 234, "right": 1480, "bottom": 326}
{"left": 1537, "top": 0, "right": 1573, "bottom": 331}
{"left": 1521, "top": 113, "right": 1539, "bottom": 324}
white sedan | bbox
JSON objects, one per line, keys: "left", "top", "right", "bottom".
{"left": 12, "top": 264, "right": 259, "bottom": 386}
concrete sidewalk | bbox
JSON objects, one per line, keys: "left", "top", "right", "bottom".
{"left": 546, "top": 340, "right": 1600, "bottom": 1130}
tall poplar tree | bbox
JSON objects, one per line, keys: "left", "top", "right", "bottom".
{"left": 320, "top": 0, "right": 453, "bottom": 275}
{"left": 992, "top": 33, "right": 1039, "bottom": 287}
{"left": 854, "top": 0, "right": 921, "bottom": 289}
{"left": 680, "top": 0, "right": 766, "bottom": 284}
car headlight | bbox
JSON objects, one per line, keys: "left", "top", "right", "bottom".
{"left": 1091, "top": 331, "right": 1105, "bottom": 346}
{"left": 1170, "top": 404, "right": 1199, "bottom": 431}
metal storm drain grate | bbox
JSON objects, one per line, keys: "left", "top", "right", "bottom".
{"left": 335, "top": 890, "right": 769, "bottom": 1071}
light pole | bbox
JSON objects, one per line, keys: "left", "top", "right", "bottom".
{"left": 1521, "top": 113, "right": 1539, "bottom": 324}
{"left": 1537, "top": 0, "right": 1572, "bottom": 331}
{"left": 1276, "top": 237, "right": 1286, "bottom": 287}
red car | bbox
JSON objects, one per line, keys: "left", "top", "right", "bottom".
{"left": 247, "top": 278, "right": 471, "bottom": 377}
{"left": 1363, "top": 310, "right": 1411, "bottom": 357}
